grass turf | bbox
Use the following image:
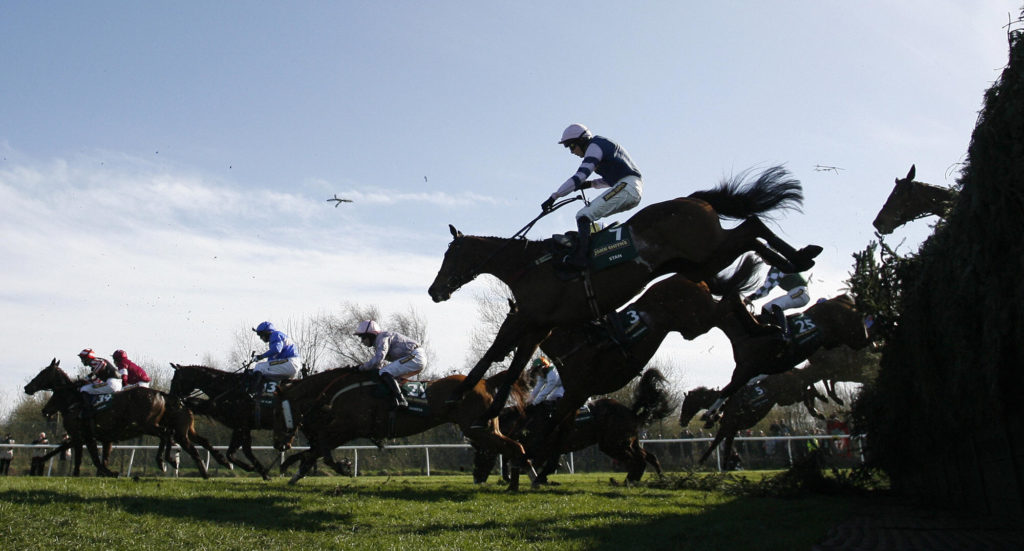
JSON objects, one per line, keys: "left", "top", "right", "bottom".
{"left": 0, "top": 472, "right": 863, "bottom": 550}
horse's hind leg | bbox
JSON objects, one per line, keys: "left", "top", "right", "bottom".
{"left": 190, "top": 429, "right": 232, "bottom": 470}
{"left": 238, "top": 433, "right": 271, "bottom": 480}
{"left": 742, "top": 217, "right": 821, "bottom": 271}
{"left": 226, "top": 430, "right": 256, "bottom": 472}
{"left": 280, "top": 449, "right": 308, "bottom": 473}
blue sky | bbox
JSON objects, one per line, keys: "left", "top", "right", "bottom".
{"left": 1, "top": 2, "right": 1018, "bottom": 418}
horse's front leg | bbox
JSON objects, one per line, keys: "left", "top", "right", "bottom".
{"left": 83, "top": 436, "right": 116, "bottom": 477}
{"left": 237, "top": 431, "right": 269, "bottom": 480}
{"left": 449, "top": 316, "right": 535, "bottom": 403}
{"left": 480, "top": 329, "right": 550, "bottom": 421}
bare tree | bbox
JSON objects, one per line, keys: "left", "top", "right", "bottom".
{"left": 282, "top": 312, "right": 334, "bottom": 376}
{"left": 464, "top": 279, "right": 516, "bottom": 376}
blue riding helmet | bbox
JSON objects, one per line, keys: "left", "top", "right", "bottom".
{"left": 254, "top": 321, "right": 275, "bottom": 334}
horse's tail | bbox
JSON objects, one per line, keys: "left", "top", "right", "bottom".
{"left": 707, "top": 253, "right": 763, "bottom": 296}
{"left": 630, "top": 369, "right": 674, "bottom": 426}
{"left": 688, "top": 165, "right": 803, "bottom": 221}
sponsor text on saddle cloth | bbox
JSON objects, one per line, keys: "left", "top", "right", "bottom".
{"left": 541, "top": 223, "right": 638, "bottom": 272}
{"left": 328, "top": 377, "right": 432, "bottom": 415}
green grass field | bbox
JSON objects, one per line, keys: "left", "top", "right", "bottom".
{"left": 0, "top": 472, "right": 865, "bottom": 550}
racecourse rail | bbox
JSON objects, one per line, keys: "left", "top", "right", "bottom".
{"left": 3, "top": 434, "right": 860, "bottom": 477}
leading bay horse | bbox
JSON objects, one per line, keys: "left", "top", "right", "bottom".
{"left": 872, "top": 164, "right": 956, "bottom": 234}
{"left": 679, "top": 362, "right": 828, "bottom": 466}
{"left": 24, "top": 359, "right": 230, "bottom": 478}
{"left": 272, "top": 367, "right": 538, "bottom": 489}
{"left": 701, "top": 293, "right": 874, "bottom": 421}
{"left": 169, "top": 364, "right": 276, "bottom": 480}
{"left": 429, "top": 166, "right": 821, "bottom": 417}
{"left": 475, "top": 368, "right": 672, "bottom": 486}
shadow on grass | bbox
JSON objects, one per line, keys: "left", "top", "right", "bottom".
{"left": 0, "top": 489, "right": 348, "bottom": 532}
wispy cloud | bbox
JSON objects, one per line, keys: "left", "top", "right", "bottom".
{"left": 0, "top": 152, "right": 478, "bottom": 407}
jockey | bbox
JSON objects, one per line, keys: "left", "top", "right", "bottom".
{"left": 250, "top": 322, "right": 302, "bottom": 392}
{"left": 541, "top": 123, "right": 643, "bottom": 270}
{"left": 78, "top": 348, "right": 122, "bottom": 399}
{"left": 527, "top": 356, "right": 564, "bottom": 407}
{"left": 112, "top": 349, "right": 151, "bottom": 389}
{"left": 744, "top": 266, "right": 811, "bottom": 337}
{"left": 353, "top": 320, "right": 425, "bottom": 410}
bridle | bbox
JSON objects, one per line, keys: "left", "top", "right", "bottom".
{"left": 438, "top": 196, "right": 583, "bottom": 296}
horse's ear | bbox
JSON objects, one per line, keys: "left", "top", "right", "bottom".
{"left": 170, "top": 363, "right": 179, "bottom": 370}
{"left": 449, "top": 224, "right": 462, "bottom": 238}
{"left": 51, "top": 358, "right": 59, "bottom": 367}
{"left": 906, "top": 165, "right": 916, "bottom": 182}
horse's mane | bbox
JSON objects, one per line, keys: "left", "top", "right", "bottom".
{"left": 280, "top": 366, "right": 361, "bottom": 403}
{"left": 484, "top": 368, "right": 529, "bottom": 414}
{"left": 830, "top": 294, "right": 856, "bottom": 307}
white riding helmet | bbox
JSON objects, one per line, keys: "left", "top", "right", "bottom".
{"left": 559, "top": 123, "right": 592, "bottom": 144}
{"left": 354, "top": 320, "right": 381, "bottom": 336}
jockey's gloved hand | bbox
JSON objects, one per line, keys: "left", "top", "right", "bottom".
{"left": 541, "top": 196, "right": 555, "bottom": 212}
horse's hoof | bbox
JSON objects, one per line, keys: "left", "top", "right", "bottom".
{"left": 792, "top": 245, "right": 823, "bottom": 271}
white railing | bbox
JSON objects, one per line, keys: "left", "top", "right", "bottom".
{"left": 1, "top": 434, "right": 860, "bottom": 478}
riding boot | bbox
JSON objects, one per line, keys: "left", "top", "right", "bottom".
{"left": 771, "top": 305, "right": 790, "bottom": 339}
{"left": 245, "top": 371, "right": 265, "bottom": 398}
{"left": 562, "top": 216, "right": 593, "bottom": 270}
{"left": 380, "top": 372, "right": 408, "bottom": 410}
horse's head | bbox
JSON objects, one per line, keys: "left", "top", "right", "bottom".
{"left": 873, "top": 165, "right": 954, "bottom": 235}
{"left": 25, "top": 358, "right": 68, "bottom": 395}
{"left": 873, "top": 165, "right": 919, "bottom": 234}
{"left": 41, "top": 394, "right": 62, "bottom": 420}
{"left": 678, "top": 386, "right": 718, "bottom": 427}
{"left": 168, "top": 363, "right": 197, "bottom": 397}
{"left": 428, "top": 225, "right": 478, "bottom": 302}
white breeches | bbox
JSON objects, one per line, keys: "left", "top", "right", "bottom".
{"left": 253, "top": 357, "right": 301, "bottom": 380}
{"left": 80, "top": 378, "right": 122, "bottom": 395}
{"left": 123, "top": 382, "right": 150, "bottom": 390}
{"left": 761, "top": 286, "right": 811, "bottom": 315}
{"left": 577, "top": 175, "right": 642, "bottom": 222}
{"left": 380, "top": 348, "right": 425, "bottom": 380}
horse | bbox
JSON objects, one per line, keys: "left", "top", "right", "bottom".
{"left": 272, "top": 367, "right": 539, "bottom": 488}
{"left": 169, "top": 363, "right": 278, "bottom": 480}
{"left": 24, "top": 359, "right": 230, "bottom": 478}
{"left": 38, "top": 392, "right": 180, "bottom": 475}
{"left": 474, "top": 368, "right": 672, "bottom": 486}
{"left": 701, "top": 293, "right": 874, "bottom": 421}
{"left": 678, "top": 363, "right": 829, "bottom": 466}
{"left": 801, "top": 346, "right": 879, "bottom": 406}
{"left": 429, "top": 166, "right": 821, "bottom": 418}
{"left": 518, "top": 255, "right": 775, "bottom": 464}
{"left": 872, "top": 165, "right": 956, "bottom": 234}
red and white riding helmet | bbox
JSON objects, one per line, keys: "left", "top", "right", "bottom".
{"left": 78, "top": 348, "right": 96, "bottom": 360}
{"left": 353, "top": 320, "right": 381, "bottom": 336}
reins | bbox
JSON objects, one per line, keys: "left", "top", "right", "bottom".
{"left": 446, "top": 196, "right": 583, "bottom": 290}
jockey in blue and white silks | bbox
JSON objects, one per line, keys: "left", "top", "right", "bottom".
{"left": 541, "top": 123, "right": 643, "bottom": 269}
{"left": 252, "top": 321, "right": 302, "bottom": 380}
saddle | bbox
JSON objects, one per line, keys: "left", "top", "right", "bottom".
{"left": 540, "top": 223, "right": 639, "bottom": 278}
{"left": 84, "top": 393, "right": 115, "bottom": 413}
{"left": 371, "top": 378, "right": 430, "bottom": 415}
